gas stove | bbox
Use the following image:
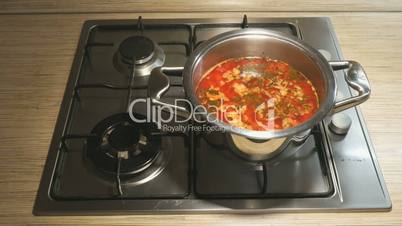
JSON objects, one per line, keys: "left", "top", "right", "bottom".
{"left": 33, "top": 16, "right": 391, "bottom": 215}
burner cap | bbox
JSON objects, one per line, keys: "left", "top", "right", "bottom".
{"left": 86, "top": 113, "right": 161, "bottom": 179}
{"left": 107, "top": 123, "right": 140, "bottom": 150}
{"left": 118, "top": 36, "right": 155, "bottom": 65}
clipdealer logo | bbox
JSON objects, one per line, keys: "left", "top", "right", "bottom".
{"left": 127, "top": 97, "right": 276, "bottom": 132}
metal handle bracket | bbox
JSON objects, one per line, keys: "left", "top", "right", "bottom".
{"left": 147, "top": 67, "right": 191, "bottom": 119}
{"left": 329, "top": 60, "right": 371, "bottom": 113}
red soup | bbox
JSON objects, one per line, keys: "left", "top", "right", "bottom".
{"left": 195, "top": 57, "right": 319, "bottom": 131}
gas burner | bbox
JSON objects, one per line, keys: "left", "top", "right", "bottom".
{"left": 86, "top": 113, "right": 165, "bottom": 182}
{"left": 227, "top": 130, "right": 311, "bottom": 162}
{"left": 228, "top": 134, "right": 288, "bottom": 161}
{"left": 113, "top": 36, "right": 165, "bottom": 76}
{"left": 119, "top": 36, "right": 155, "bottom": 65}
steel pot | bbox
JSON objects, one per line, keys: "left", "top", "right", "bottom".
{"left": 147, "top": 29, "right": 370, "bottom": 140}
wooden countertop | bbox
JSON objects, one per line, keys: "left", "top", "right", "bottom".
{"left": 2, "top": 0, "right": 402, "bottom": 13}
{"left": 0, "top": 8, "right": 402, "bottom": 226}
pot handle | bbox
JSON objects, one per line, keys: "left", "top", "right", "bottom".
{"left": 329, "top": 61, "right": 371, "bottom": 113}
{"left": 148, "top": 66, "right": 191, "bottom": 118}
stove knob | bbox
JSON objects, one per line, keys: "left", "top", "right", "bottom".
{"left": 329, "top": 113, "right": 352, "bottom": 135}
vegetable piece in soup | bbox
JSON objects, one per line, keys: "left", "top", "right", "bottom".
{"left": 195, "top": 57, "right": 319, "bottom": 131}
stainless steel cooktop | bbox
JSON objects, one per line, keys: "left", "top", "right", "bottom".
{"left": 33, "top": 16, "right": 391, "bottom": 215}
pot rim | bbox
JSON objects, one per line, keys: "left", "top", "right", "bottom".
{"left": 183, "top": 28, "right": 336, "bottom": 140}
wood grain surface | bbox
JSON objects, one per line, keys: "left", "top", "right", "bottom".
{"left": 0, "top": 11, "right": 402, "bottom": 225}
{"left": 1, "top": 0, "right": 402, "bottom": 14}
